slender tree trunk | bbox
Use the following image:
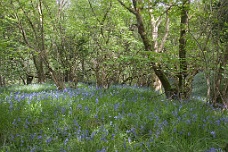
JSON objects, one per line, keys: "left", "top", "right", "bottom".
{"left": 206, "top": 77, "right": 211, "bottom": 99}
{"left": 212, "top": 45, "right": 228, "bottom": 105}
{"left": 178, "top": 0, "right": 191, "bottom": 99}
{"left": 0, "top": 75, "right": 2, "bottom": 86}
{"left": 32, "top": 54, "right": 45, "bottom": 83}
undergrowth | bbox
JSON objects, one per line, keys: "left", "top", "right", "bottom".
{"left": 0, "top": 83, "right": 227, "bottom": 152}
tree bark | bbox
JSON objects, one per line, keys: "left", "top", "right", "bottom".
{"left": 0, "top": 75, "right": 3, "bottom": 86}
{"left": 178, "top": 0, "right": 190, "bottom": 99}
{"left": 210, "top": 0, "right": 228, "bottom": 108}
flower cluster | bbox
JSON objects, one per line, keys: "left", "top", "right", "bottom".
{"left": 0, "top": 84, "right": 227, "bottom": 151}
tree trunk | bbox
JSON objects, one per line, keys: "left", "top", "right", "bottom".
{"left": 32, "top": 54, "right": 46, "bottom": 83}
{"left": 0, "top": 75, "right": 3, "bottom": 86}
{"left": 212, "top": 45, "right": 228, "bottom": 107}
{"left": 118, "top": 0, "right": 176, "bottom": 99}
{"left": 26, "top": 75, "right": 33, "bottom": 85}
{"left": 178, "top": 0, "right": 191, "bottom": 99}
{"left": 210, "top": 0, "right": 228, "bottom": 108}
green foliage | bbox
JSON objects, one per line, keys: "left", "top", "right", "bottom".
{"left": 0, "top": 84, "right": 227, "bottom": 151}
{"left": 0, "top": 0, "right": 227, "bottom": 104}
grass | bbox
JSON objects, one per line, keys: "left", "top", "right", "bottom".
{"left": 0, "top": 83, "right": 227, "bottom": 152}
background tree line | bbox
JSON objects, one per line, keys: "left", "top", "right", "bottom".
{"left": 0, "top": 0, "right": 227, "bottom": 107}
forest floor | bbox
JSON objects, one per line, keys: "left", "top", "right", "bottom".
{"left": 0, "top": 74, "right": 228, "bottom": 152}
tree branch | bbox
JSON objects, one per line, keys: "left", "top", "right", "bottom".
{"left": 117, "top": 0, "right": 136, "bottom": 15}
{"left": 158, "top": 13, "right": 170, "bottom": 52}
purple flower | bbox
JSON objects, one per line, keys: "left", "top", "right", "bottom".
{"left": 188, "top": 132, "right": 191, "bottom": 136}
{"left": 210, "top": 131, "right": 216, "bottom": 138}
{"left": 128, "top": 137, "right": 131, "bottom": 143}
{"left": 97, "top": 148, "right": 106, "bottom": 152}
{"left": 95, "top": 98, "right": 99, "bottom": 104}
{"left": 9, "top": 101, "right": 13, "bottom": 110}
{"left": 12, "top": 119, "right": 17, "bottom": 126}
{"left": 111, "top": 134, "right": 115, "bottom": 140}
{"left": 91, "top": 131, "right": 96, "bottom": 139}
{"left": 63, "top": 88, "right": 68, "bottom": 92}
{"left": 114, "top": 103, "right": 119, "bottom": 111}
{"left": 84, "top": 106, "right": 90, "bottom": 113}
{"left": 38, "top": 135, "right": 42, "bottom": 140}
{"left": 61, "top": 107, "right": 66, "bottom": 114}
{"left": 30, "top": 146, "right": 36, "bottom": 152}
{"left": 46, "top": 137, "right": 52, "bottom": 144}
{"left": 205, "top": 147, "right": 217, "bottom": 152}
{"left": 73, "top": 119, "right": 79, "bottom": 127}
{"left": 77, "top": 104, "right": 82, "bottom": 110}
{"left": 215, "top": 120, "right": 220, "bottom": 126}
{"left": 110, "top": 121, "right": 113, "bottom": 126}
{"left": 64, "top": 138, "right": 69, "bottom": 145}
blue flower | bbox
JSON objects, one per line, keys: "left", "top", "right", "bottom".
{"left": 46, "top": 137, "right": 52, "bottom": 144}
{"left": 64, "top": 138, "right": 69, "bottom": 145}
{"left": 114, "top": 103, "right": 119, "bottom": 111}
{"left": 215, "top": 120, "right": 220, "bottom": 126}
{"left": 128, "top": 137, "right": 131, "bottom": 143}
{"left": 97, "top": 148, "right": 106, "bottom": 152}
{"left": 91, "top": 131, "right": 96, "bottom": 139}
{"left": 96, "top": 98, "right": 99, "bottom": 104}
{"left": 77, "top": 104, "right": 82, "bottom": 110}
{"left": 37, "top": 135, "right": 42, "bottom": 140}
{"left": 210, "top": 131, "right": 216, "bottom": 138}
{"left": 205, "top": 147, "right": 217, "bottom": 152}
{"left": 63, "top": 88, "right": 68, "bottom": 92}
{"left": 61, "top": 107, "right": 66, "bottom": 114}
{"left": 84, "top": 106, "right": 90, "bottom": 113}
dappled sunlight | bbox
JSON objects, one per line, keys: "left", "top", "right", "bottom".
{"left": 6, "top": 84, "right": 56, "bottom": 93}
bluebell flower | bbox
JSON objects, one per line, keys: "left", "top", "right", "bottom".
{"left": 111, "top": 134, "right": 115, "bottom": 140}
{"left": 38, "top": 135, "right": 42, "bottom": 140}
{"left": 101, "top": 135, "right": 107, "bottom": 142}
{"left": 9, "top": 134, "right": 15, "bottom": 142}
{"left": 64, "top": 138, "right": 69, "bottom": 145}
{"left": 30, "top": 133, "right": 36, "bottom": 140}
{"left": 205, "top": 147, "right": 217, "bottom": 152}
{"left": 97, "top": 148, "right": 106, "bottom": 152}
{"left": 63, "top": 88, "right": 68, "bottom": 92}
{"left": 110, "top": 121, "right": 113, "bottom": 126}
{"left": 60, "top": 148, "right": 67, "bottom": 152}
{"left": 9, "top": 101, "right": 13, "bottom": 111}
{"left": 30, "top": 146, "right": 36, "bottom": 152}
{"left": 186, "top": 119, "right": 191, "bottom": 124}
{"left": 12, "top": 119, "right": 17, "bottom": 126}
{"left": 128, "top": 137, "right": 131, "bottom": 143}
{"left": 126, "top": 129, "right": 131, "bottom": 133}
{"left": 46, "top": 137, "right": 52, "bottom": 144}
{"left": 84, "top": 106, "right": 90, "bottom": 113}
{"left": 215, "top": 120, "right": 220, "bottom": 126}
{"left": 188, "top": 132, "right": 191, "bottom": 136}
{"left": 61, "top": 107, "right": 66, "bottom": 114}
{"left": 96, "top": 98, "right": 99, "bottom": 104}
{"left": 91, "top": 131, "right": 96, "bottom": 139}
{"left": 210, "top": 131, "right": 216, "bottom": 138}
{"left": 114, "top": 103, "right": 119, "bottom": 111}
{"left": 77, "top": 104, "right": 82, "bottom": 110}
